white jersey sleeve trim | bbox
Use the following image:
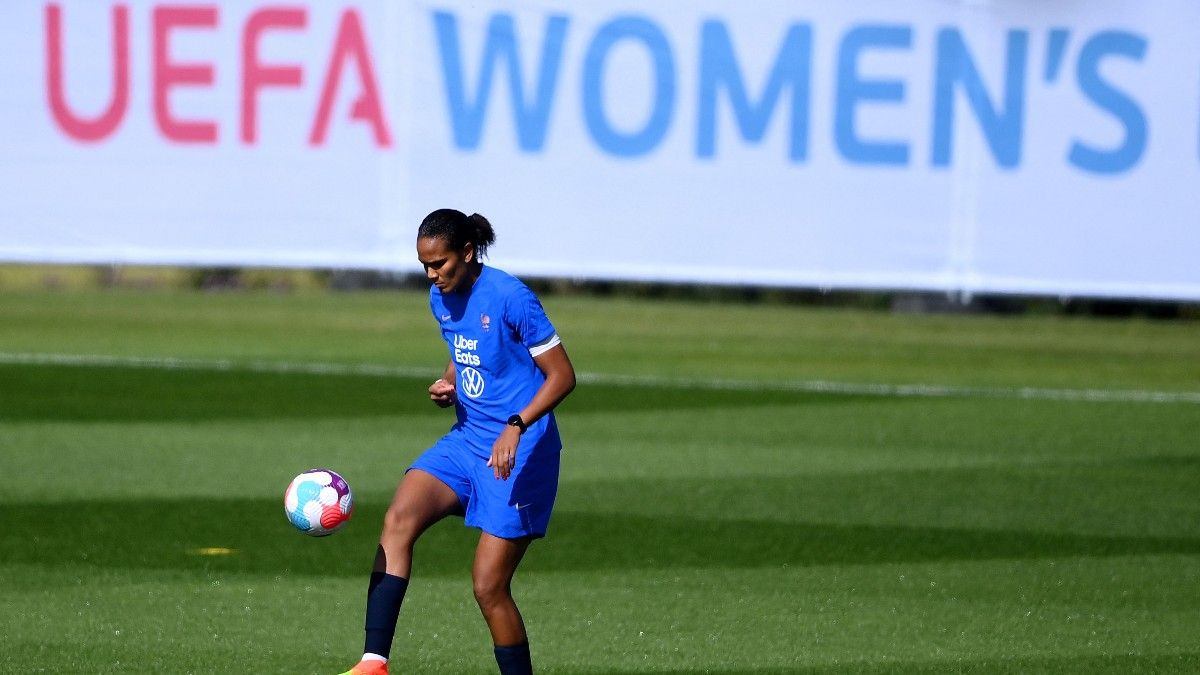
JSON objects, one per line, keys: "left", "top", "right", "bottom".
{"left": 528, "top": 333, "right": 561, "bottom": 358}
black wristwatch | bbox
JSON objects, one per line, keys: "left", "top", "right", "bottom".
{"left": 506, "top": 414, "right": 528, "bottom": 434}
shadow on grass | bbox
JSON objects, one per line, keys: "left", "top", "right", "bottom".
{"left": 0, "top": 364, "right": 867, "bottom": 423}
{"left": 4, "top": 497, "right": 1198, "bottom": 579}
{"left": 0, "top": 364, "right": 427, "bottom": 422}
{"left": 565, "top": 651, "right": 1200, "bottom": 674}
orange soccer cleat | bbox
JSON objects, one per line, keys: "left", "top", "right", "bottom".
{"left": 337, "top": 659, "right": 388, "bottom": 675}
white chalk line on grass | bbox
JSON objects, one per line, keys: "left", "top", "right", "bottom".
{"left": 0, "top": 352, "right": 439, "bottom": 379}
{"left": 2, "top": 351, "right": 1198, "bottom": 405}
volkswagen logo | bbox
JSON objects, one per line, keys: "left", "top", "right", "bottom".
{"left": 460, "top": 367, "right": 486, "bottom": 398}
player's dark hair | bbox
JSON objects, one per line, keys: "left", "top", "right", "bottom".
{"left": 418, "top": 208, "right": 496, "bottom": 259}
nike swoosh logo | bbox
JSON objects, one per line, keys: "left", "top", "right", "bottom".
{"left": 441, "top": 314, "right": 451, "bottom": 321}
{"left": 514, "top": 503, "right": 530, "bottom": 510}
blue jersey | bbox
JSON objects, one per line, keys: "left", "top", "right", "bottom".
{"left": 430, "top": 265, "right": 561, "bottom": 453}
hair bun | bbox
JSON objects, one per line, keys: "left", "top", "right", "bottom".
{"left": 468, "top": 213, "right": 497, "bottom": 250}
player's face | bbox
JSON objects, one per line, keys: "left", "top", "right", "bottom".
{"left": 417, "top": 236, "right": 475, "bottom": 293}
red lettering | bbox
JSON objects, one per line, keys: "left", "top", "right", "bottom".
{"left": 242, "top": 7, "right": 306, "bottom": 144}
{"left": 310, "top": 9, "right": 392, "bottom": 147}
{"left": 153, "top": 6, "right": 219, "bottom": 143}
{"left": 45, "top": 4, "right": 394, "bottom": 150}
{"left": 46, "top": 4, "right": 130, "bottom": 143}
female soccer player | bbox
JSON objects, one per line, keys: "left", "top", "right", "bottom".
{"left": 340, "top": 209, "right": 576, "bottom": 675}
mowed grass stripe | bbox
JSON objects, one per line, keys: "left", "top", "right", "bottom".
{"left": 4, "top": 288, "right": 1198, "bottom": 392}
{"left": 3, "top": 351, "right": 1199, "bottom": 404}
{"left": 4, "top": 496, "right": 1198, "bottom": 579}
{"left": 5, "top": 559, "right": 1196, "bottom": 673}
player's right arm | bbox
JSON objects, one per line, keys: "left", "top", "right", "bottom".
{"left": 429, "top": 361, "right": 456, "bottom": 407}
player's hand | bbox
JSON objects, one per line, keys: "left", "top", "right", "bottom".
{"left": 487, "top": 426, "right": 521, "bottom": 481}
{"left": 429, "top": 378, "right": 456, "bottom": 407}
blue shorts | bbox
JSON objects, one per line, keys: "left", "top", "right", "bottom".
{"left": 409, "top": 428, "right": 561, "bottom": 539}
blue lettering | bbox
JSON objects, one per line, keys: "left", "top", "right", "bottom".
{"left": 697, "top": 21, "right": 812, "bottom": 161}
{"left": 433, "top": 12, "right": 568, "bottom": 152}
{"left": 1069, "top": 31, "right": 1148, "bottom": 175}
{"left": 932, "top": 29, "right": 1028, "bottom": 169}
{"left": 1043, "top": 29, "right": 1070, "bottom": 83}
{"left": 834, "top": 25, "right": 912, "bottom": 166}
{"left": 582, "top": 16, "right": 675, "bottom": 157}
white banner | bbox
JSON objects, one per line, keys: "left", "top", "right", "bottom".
{"left": 1, "top": 1, "right": 1198, "bottom": 299}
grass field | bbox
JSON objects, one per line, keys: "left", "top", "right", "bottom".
{"left": 1, "top": 288, "right": 1199, "bottom": 674}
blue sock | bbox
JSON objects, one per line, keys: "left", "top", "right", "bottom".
{"left": 494, "top": 642, "right": 533, "bottom": 675}
{"left": 363, "top": 572, "right": 408, "bottom": 659}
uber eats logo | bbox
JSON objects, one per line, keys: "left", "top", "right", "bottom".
{"left": 454, "top": 334, "right": 481, "bottom": 366}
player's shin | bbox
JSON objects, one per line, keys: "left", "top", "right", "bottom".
{"left": 363, "top": 571, "right": 409, "bottom": 659}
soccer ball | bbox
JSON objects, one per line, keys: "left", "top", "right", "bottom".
{"left": 284, "top": 468, "right": 353, "bottom": 536}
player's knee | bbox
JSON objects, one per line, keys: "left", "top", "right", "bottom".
{"left": 472, "top": 573, "right": 510, "bottom": 610}
{"left": 381, "top": 505, "right": 421, "bottom": 545}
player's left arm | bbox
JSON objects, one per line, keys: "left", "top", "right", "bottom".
{"left": 488, "top": 343, "right": 576, "bottom": 480}
{"left": 520, "top": 343, "right": 576, "bottom": 425}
